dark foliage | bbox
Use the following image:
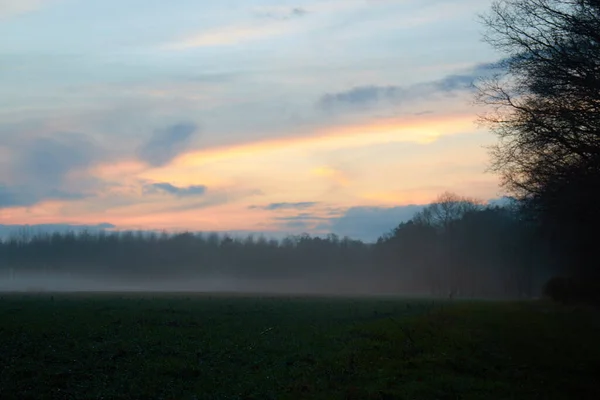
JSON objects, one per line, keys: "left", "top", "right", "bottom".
{"left": 476, "top": 0, "right": 600, "bottom": 280}
{"left": 376, "top": 193, "right": 554, "bottom": 298}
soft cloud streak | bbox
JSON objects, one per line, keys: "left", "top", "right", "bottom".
{"left": 137, "top": 122, "right": 198, "bottom": 167}
{"left": 144, "top": 182, "right": 207, "bottom": 197}
{"left": 163, "top": 17, "right": 301, "bottom": 50}
{"left": 1, "top": 132, "right": 105, "bottom": 208}
{"left": 176, "top": 113, "right": 477, "bottom": 168}
{"left": 250, "top": 202, "right": 320, "bottom": 211}
{"left": 0, "top": 0, "right": 54, "bottom": 19}
{"left": 253, "top": 6, "right": 308, "bottom": 21}
{"left": 318, "top": 61, "right": 503, "bottom": 110}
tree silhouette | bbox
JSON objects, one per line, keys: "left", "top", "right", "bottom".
{"left": 412, "top": 192, "right": 483, "bottom": 232}
{"left": 476, "top": 0, "right": 600, "bottom": 278}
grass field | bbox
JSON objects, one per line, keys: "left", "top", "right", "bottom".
{"left": 1, "top": 293, "right": 599, "bottom": 400}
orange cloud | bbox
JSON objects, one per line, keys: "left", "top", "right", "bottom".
{"left": 90, "top": 160, "right": 143, "bottom": 180}
{"left": 0, "top": 200, "right": 86, "bottom": 226}
{"left": 86, "top": 111, "right": 485, "bottom": 216}
{"left": 360, "top": 187, "right": 450, "bottom": 207}
{"left": 101, "top": 202, "right": 275, "bottom": 232}
{"left": 359, "top": 178, "right": 500, "bottom": 207}
{"left": 163, "top": 0, "right": 372, "bottom": 51}
{"left": 164, "top": 21, "right": 295, "bottom": 50}
{"left": 5, "top": 111, "right": 498, "bottom": 232}
{"left": 175, "top": 113, "right": 476, "bottom": 168}
{"left": 311, "top": 166, "right": 350, "bottom": 186}
{"left": 0, "top": 196, "right": 271, "bottom": 233}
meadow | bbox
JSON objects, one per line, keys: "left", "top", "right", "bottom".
{"left": 1, "top": 293, "right": 599, "bottom": 400}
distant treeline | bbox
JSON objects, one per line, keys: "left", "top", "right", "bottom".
{"left": 0, "top": 192, "right": 560, "bottom": 297}
{"left": 375, "top": 193, "right": 557, "bottom": 298}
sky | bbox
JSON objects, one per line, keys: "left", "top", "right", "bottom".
{"left": 0, "top": 0, "right": 504, "bottom": 242}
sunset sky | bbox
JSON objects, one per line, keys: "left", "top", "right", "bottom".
{"left": 0, "top": 0, "right": 504, "bottom": 241}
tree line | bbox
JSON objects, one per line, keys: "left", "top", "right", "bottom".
{"left": 0, "top": 192, "right": 556, "bottom": 298}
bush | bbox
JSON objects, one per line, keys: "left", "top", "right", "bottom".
{"left": 543, "top": 276, "right": 600, "bottom": 306}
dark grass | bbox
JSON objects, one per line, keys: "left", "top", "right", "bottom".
{"left": 1, "top": 293, "right": 599, "bottom": 400}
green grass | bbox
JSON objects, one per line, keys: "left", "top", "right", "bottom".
{"left": 1, "top": 293, "right": 599, "bottom": 400}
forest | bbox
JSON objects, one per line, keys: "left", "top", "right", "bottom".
{"left": 0, "top": 192, "right": 557, "bottom": 298}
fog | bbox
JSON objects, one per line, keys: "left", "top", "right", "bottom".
{"left": 0, "top": 270, "right": 433, "bottom": 297}
{"left": 0, "top": 267, "right": 546, "bottom": 300}
{"left": 0, "top": 197, "right": 561, "bottom": 299}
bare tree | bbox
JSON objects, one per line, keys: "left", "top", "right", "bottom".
{"left": 476, "top": 0, "right": 600, "bottom": 277}
{"left": 413, "top": 192, "right": 483, "bottom": 231}
{"left": 477, "top": 0, "right": 600, "bottom": 194}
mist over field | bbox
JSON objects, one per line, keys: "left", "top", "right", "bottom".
{"left": 0, "top": 272, "right": 425, "bottom": 296}
{"left": 0, "top": 194, "right": 557, "bottom": 299}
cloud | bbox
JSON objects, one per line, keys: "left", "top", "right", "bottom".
{"left": 137, "top": 122, "right": 198, "bottom": 167}
{"left": 281, "top": 220, "right": 310, "bottom": 230}
{"left": 319, "top": 204, "right": 426, "bottom": 242}
{"left": 275, "top": 213, "right": 327, "bottom": 221}
{"left": 255, "top": 6, "right": 309, "bottom": 20}
{"left": 164, "top": 4, "right": 315, "bottom": 50}
{"left": 143, "top": 182, "right": 207, "bottom": 197}
{"left": 0, "top": 185, "right": 93, "bottom": 209}
{"left": 17, "top": 133, "right": 100, "bottom": 187}
{"left": 164, "top": 24, "right": 289, "bottom": 50}
{"left": 250, "top": 202, "right": 320, "bottom": 211}
{"left": 320, "top": 85, "right": 400, "bottom": 107}
{"left": 0, "top": 0, "right": 54, "bottom": 19}
{"left": 311, "top": 166, "right": 350, "bottom": 186}
{"left": 413, "top": 110, "right": 434, "bottom": 116}
{"left": 1, "top": 132, "right": 105, "bottom": 208}
{"left": 318, "top": 61, "right": 505, "bottom": 110}
{"left": 291, "top": 7, "right": 308, "bottom": 17}
{"left": 163, "top": 188, "right": 263, "bottom": 213}
{"left": 0, "top": 185, "right": 36, "bottom": 208}
{"left": 174, "top": 113, "right": 477, "bottom": 174}
{"left": 274, "top": 212, "right": 330, "bottom": 231}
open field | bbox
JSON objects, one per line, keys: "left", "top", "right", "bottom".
{"left": 1, "top": 294, "right": 599, "bottom": 400}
